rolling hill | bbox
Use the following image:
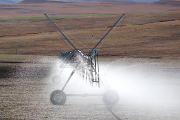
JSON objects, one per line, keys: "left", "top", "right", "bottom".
{"left": 20, "top": 0, "right": 157, "bottom": 3}
{"left": 0, "top": 0, "right": 22, "bottom": 4}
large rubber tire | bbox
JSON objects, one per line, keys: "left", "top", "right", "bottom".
{"left": 103, "top": 89, "right": 119, "bottom": 107}
{"left": 50, "top": 90, "right": 66, "bottom": 105}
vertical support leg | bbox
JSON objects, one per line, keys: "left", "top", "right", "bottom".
{"left": 61, "top": 63, "right": 79, "bottom": 91}
{"left": 62, "top": 69, "right": 76, "bottom": 91}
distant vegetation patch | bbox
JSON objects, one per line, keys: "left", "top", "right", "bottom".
{"left": 0, "top": 54, "right": 36, "bottom": 56}
{"left": 126, "top": 24, "right": 137, "bottom": 26}
{"left": 0, "top": 16, "right": 44, "bottom": 21}
{"left": 0, "top": 13, "right": 122, "bottom": 21}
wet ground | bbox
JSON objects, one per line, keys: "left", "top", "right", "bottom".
{"left": 0, "top": 58, "right": 180, "bottom": 119}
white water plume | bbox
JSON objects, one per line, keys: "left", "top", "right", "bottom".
{"left": 100, "top": 58, "right": 180, "bottom": 109}
{"left": 40, "top": 56, "right": 180, "bottom": 114}
{"left": 48, "top": 57, "right": 105, "bottom": 94}
{"left": 11, "top": 56, "right": 180, "bottom": 118}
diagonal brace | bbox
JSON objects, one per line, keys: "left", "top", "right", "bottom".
{"left": 62, "top": 63, "right": 79, "bottom": 91}
{"left": 88, "top": 13, "right": 125, "bottom": 56}
{"left": 44, "top": 13, "right": 77, "bottom": 50}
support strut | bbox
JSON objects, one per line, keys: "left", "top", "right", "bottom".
{"left": 62, "top": 69, "right": 76, "bottom": 91}
{"left": 61, "top": 63, "right": 79, "bottom": 91}
{"left": 88, "top": 13, "right": 125, "bottom": 56}
{"left": 44, "top": 13, "right": 77, "bottom": 50}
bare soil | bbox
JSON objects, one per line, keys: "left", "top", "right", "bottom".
{"left": 1, "top": 58, "right": 180, "bottom": 119}
{"left": 1, "top": 1, "right": 180, "bottom": 119}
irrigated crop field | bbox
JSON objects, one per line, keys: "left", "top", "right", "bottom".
{"left": 1, "top": 1, "right": 180, "bottom": 119}
{"left": 1, "top": 57, "right": 180, "bottom": 120}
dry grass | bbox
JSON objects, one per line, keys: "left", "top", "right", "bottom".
{"left": 0, "top": 1, "right": 180, "bottom": 59}
{"left": 1, "top": 2, "right": 180, "bottom": 119}
{"left": 0, "top": 1, "right": 180, "bottom": 17}
{"left": 0, "top": 12, "right": 180, "bottom": 59}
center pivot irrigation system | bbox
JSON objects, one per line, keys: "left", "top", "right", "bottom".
{"left": 44, "top": 13, "right": 125, "bottom": 107}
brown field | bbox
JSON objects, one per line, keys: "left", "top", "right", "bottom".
{"left": 1, "top": 1, "right": 180, "bottom": 17}
{"left": 0, "top": 1, "right": 180, "bottom": 59}
{"left": 1, "top": 1, "right": 180, "bottom": 119}
{"left": 0, "top": 11, "right": 180, "bottom": 59}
